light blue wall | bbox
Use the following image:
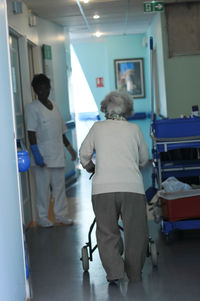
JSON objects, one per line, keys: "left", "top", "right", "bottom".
{"left": 105, "top": 35, "right": 150, "bottom": 113}
{"left": 72, "top": 40, "right": 109, "bottom": 120}
{"left": 72, "top": 34, "right": 151, "bottom": 116}
{"left": 72, "top": 34, "right": 152, "bottom": 155}
{"left": 0, "top": 0, "right": 25, "bottom": 299}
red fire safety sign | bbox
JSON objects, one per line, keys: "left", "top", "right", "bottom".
{"left": 96, "top": 77, "right": 104, "bottom": 87}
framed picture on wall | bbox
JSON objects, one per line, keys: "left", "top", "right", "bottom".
{"left": 114, "top": 58, "right": 145, "bottom": 98}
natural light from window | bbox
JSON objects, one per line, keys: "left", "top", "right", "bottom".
{"left": 69, "top": 45, "right": 99, "bottom": 149}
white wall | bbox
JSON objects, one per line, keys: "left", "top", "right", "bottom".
{"left": 147, "top": 13, "right": 167, "bottom": 117}
{"left": 7, "top": 0, "right": 71, "bottom": 121}
{"left": 161, "top": 11, "right": 200, "bottom": 118}
{"left": 36, "top": 17, "right": 71, "bottom": 121}
{"left": 7, "top": 0, "right": 38, "bottom": 43}
{"left": 0, "top": 0, "right": 26, "bottom": 299}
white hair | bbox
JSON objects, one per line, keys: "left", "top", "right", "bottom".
{"left": 100, "top": 91, "right": 133, "bottom": 118}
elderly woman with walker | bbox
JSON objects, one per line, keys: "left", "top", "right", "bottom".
{"left": 79, "top": 90, "right": 150, "bottom": 284}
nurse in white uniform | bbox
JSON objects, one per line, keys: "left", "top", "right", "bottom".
{"left": 25, "top": 74, "right": 77, "bottom": 227}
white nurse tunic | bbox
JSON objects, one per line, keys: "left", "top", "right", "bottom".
{"left": 25, "top": 100, "right": 69, "bottom": 221}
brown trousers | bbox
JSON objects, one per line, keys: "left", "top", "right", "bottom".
{"left": 92, "top": 192, "right": 148, "bottom": 282}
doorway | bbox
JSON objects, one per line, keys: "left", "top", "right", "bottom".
{"left": 9, "top": 32, "right": 32, "bottom": 227}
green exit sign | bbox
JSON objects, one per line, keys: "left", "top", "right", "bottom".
{"left": 42, "top": 44, "right": 52, "bottom": 60}
{"left": 154, "top": 2, "right": 164, "bottom": 11}
{"left": 144, "top": 2, "right": 164, "bottom": 13}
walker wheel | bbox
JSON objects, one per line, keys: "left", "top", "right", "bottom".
{"left": 149, "top": 241, "right": 158, "bottom": 268}
{"left": 81, "top": 246, "right": 89, "bottom": 271}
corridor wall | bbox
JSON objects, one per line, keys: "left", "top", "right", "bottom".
{"left": 146, "top": 13, "right": 167, "bottom": 118}
{"left": 72, "top": 34, "right": 150, "bottom": 117}
{"left": 72, "top": 34, "right": 152, "bottom": 155}
{"left": 161, "top": 12, "right": 200, "bottom": 118}
{"left": 6, "top": 0, "right": 78, "bottom": 221}
{"left": 147, "top": 11, "right": 200, "bottom": 118}
{"left": 0, "top": 0, "right": 26, "bottom": 299}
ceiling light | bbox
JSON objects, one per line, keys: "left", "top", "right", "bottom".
{"left": 93, "top": 14, "right": 100, "bottom": 19}
{"left": 83, "top": 0, "right": 88, "bottom": 3}
{"left": 58, "top": 35, "right": 65, "bottom": 41}
{"left": 94, "top": 31, "right": 102, "bottom": 38}
{"left": 29, "top": 15, "right": 37, "bottom": 27}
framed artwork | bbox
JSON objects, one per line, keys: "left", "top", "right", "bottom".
{"left": 114, "top": 58, "right": 145, "bottom": 98}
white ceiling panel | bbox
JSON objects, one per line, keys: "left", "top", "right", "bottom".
{"left": 23, "top": 0, "right": 198, "bottom": 41}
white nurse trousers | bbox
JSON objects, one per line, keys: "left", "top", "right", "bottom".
{"left": 33, "top": 166, "right": 68, "bottom": 222}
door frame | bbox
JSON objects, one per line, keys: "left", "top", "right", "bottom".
{"left": 9, "top": 27, "right": 40, "bottom": 226}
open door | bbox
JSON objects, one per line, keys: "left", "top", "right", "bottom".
{"left": 9, "top": 32, "right": 32, "bottom": 227}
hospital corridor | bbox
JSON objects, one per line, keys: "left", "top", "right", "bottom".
{"left": 25, "top": 165, "right": 200, "bottom": 301}
{"left": 2, "top": 0, "right": 200, "bottom": 300}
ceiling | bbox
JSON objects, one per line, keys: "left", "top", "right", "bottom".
{"left": 23, "top": 0, "right": 196, "bottom": 41}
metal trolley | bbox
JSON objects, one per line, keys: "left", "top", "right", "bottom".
{"left": 150, "top": 117, "right": 200, "bottom": 243}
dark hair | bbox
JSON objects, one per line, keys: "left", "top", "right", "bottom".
{"left": 31, "top": 74, "right": 51, "bottom": 91}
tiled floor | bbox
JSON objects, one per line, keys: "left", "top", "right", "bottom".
{"left": 26, "top": 166, "right": 200, "bottom": 301}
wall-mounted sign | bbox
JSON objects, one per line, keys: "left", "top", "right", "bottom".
{"left": 96, "top": 77, "right": 104, "bottom": 87}
{"left": 144, "top": 2, "right": 164, "bottom": 13}
{"left": 42, "top": 44, "right": 52, "bottom": 60}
